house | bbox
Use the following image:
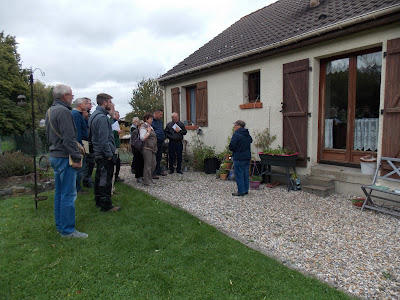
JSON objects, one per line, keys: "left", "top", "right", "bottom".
{"left": 158, "top": 0, "right": 400, "bottom": 196}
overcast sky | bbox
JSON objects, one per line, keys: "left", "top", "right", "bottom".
{"left": 1, "top": 0, "right": 277, "bottom": 117}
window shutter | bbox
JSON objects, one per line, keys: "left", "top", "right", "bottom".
{"left": 282, "top": 59, "right": 309, "bottom": 167}
{"left": 196, "top": 81, "right": 208, "bottom": 127}
{"left": 382, "top": 38, "right": 400, "bottom": 161}
{"left": 171, "top": 87, "right": 180, "bottom": 116}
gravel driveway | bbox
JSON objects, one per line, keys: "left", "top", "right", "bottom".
{"left": 120, "top": 166, "right": 400, "bottom": 299}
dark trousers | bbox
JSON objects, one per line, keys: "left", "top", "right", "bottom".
{"left": 82, "top": 153, "right": 95, "bottom": 184}
{"left": 115, "top": 152, "right": 121, "bottom": 179}
{"left": 169, "top": 142, "right": 183, "bottom": 172}
{"left": 132, "top": 150, "right": 144, "bottom": 178}
{"left": 154, "top": 141, "right": 164, "bottom": 175}
{"left": 94, "top": 157, "right": 115, "bottom": 211}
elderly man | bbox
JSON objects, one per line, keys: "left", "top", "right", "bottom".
{"left": 82, "top": 97, "right": 95, "bottom": 188}
{"left": 152, "top": 109, "right": 167, "bottom": 178}
{"left": 164, "top": 112, "right": 187, "bottom": 174}
{"left": 45, "top": 84, "right": 88, "bottom": 238}
{"left": 89, "top": 93, "right": 120, "bottom": 212}
{"left": 71, "top": 98, "right": 88, "bottom": 194}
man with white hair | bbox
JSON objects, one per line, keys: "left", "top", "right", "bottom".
{"left": 164, "top": 112, "right": 187, "bottom": 174}
{"left": 45, "top": 84, "right": 88, "bottom": 238}
{"left": 71, "top": 98, "right": 88, "bottom": 194}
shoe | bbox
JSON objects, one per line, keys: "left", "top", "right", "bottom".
{"left": 78, "top": 190, "right": 88, "bottom": 195}
{"left": 169, "top": 170, "right": 174, "bottom": 174}
{"left": 151, "top": 180, "right": 157, "bottom": 184}
{"left": 136, "top": 178, "right": 143, "bottom": 183}
{"left": 152, "top": 176, "right": 160, "bottom": 179}
{"left": 61, "top": 230, "right": 88, "bottom": 238}
{"left": 102, "top": 206, "right": 121, "bottom": 212}
{"left": 115, "top": 177, "right": 125, "bottom": 183}
{"left": 232, "top": 193, "right": 245, "bottom": 196}
{"left": 131, "top": 169, "right": 135, "bottom": 174}
{"left": 177, "top": 170, "right": 183, "bottom": 174}
{"left": 244, "top": 192, "right": 248, "bottom": 195}
{"left": 159, "top": 172, "right": 167, "bottom": 176}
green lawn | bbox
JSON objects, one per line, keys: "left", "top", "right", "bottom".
{"left": 0, "top": 183, "right": 352, "bottom": 299}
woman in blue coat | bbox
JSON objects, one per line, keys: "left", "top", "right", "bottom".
{"left": 229, "top": 120, "right": 253, "bottom": 196}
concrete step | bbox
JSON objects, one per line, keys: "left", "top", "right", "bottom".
{"left": 301, "top": 175, "right": 335, "bottom": 188}
{"left": 302, "top": 184, "right": 335, "bottom": 198}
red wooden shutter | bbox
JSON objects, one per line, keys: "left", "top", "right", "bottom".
{"left": 196, "top": 81, "right": 208, "bottom": 126}
{"left": 282, "top": 59, "right": 309, "bottom": 167}
{"left": 382, "top": 38, "right": 400, "bottom": 165}
{"left": 171, "top": 87, "right": 180, "bottom": 116}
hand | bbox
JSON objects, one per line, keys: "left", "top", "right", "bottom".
{"left": 174, "top": 127, "right": 180, "bottom": 133}
{"left": 147, "top": 127, "right": 151, "bottom": 133}
{"left": 72, "top": 161, "right": 82, "bottom": 169}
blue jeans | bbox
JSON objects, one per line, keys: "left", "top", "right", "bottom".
{"left": 50, "top": 157, "right": 77, "bottom": 235}
{"left": 234, "top": 159, "right": 250, "bottom": 194}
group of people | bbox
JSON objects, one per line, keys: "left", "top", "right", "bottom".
{"left": 130, "top": 111, "right": 187, "bottom": 186}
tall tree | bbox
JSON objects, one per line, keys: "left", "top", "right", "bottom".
{"left": 0, "top": 31, "right": 31, "bottom": 136}
{"left": 128, "top": 78, "right": 164, "bottom": 120}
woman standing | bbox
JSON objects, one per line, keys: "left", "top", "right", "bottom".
{"left": 131, "top": 117, "right": 144, "bottom": 183}
{"left": 229, "top": 120, "right": 253, "bottom": 196}
{"left": 140, "top": 113, "right": 157, "bottom": 186}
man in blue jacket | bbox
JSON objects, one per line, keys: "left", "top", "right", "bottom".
{"left": 229, "top": 120, "right": 253, "bottom": 196}
{"left": 71, "top": 98, "right": 88, "bottom": 194}
{"left": 152, "top": 109, "right": 167, "bottom": 178}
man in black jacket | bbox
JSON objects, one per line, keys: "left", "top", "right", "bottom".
{"left": 164, "top": 112, "right": 187, "bottom": 174}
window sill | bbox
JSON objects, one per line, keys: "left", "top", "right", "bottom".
{"left": 186, "top": 125, "right": 199, "bottom": 130}
{"left": 240, "top": 102, "right": 263, "bottom": 109}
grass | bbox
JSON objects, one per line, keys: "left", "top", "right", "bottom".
{"left": 0, "top": 182, "right": 353, "bottom": 299}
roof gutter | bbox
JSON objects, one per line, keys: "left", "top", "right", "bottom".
{"left": 159, "top": 4, "right": 400, "bottom": 83}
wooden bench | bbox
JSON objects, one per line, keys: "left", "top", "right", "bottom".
{"left": 361, "top": 157, "right": 400, "bottom": 217}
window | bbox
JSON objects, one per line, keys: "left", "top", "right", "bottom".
{"left": 171, "top": 81, "right": 208, "bottom": 128}
{"left": 248, "top": 71, "right": 260, "bottom": 103}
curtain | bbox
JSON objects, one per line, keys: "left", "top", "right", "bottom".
{"left": 353, "top": 118, "right": 379, "bottom": 151}
{"left": 325, "top": 119, "right": 333, "bottom": 148}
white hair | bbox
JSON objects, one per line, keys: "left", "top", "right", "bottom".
{"left": 73, "top": 98, "right": 85, "bottom": 108}
{"left": 53, "top": 84, "right": 71, "bottom": 99}
{"left": 132, "top": 117, "right": 139, "bottom": 124}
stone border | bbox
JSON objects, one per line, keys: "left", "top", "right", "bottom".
{"left": 0, "top": 180, "right": 55, "bottom": 199}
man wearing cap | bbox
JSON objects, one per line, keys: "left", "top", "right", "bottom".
{"left": 229, "top": 120, "right": 253, "bottom": 196}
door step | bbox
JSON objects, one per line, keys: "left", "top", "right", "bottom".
{"left": 302, "top": 184, "right": 335, "bottom": 197}
{"left": 301, "top": 175, "right": 335, "bottom": 197}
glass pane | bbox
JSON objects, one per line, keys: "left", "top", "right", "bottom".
{"left": 324, "top": 58, "right": 349, "bottom": 149}
{"left": 353, "top": 51, "right": 381, "bottom": 152}
{"left": 190, "top": 88, "right": 196, "bottom": 125}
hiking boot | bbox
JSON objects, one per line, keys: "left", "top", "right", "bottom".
{"left": 83, "top": 181, "right": 94, "bottom": 188}
{"left": 61, "top": 230, "right": 88, "bottom": 238}
{"left": 152, "top": 175, "right": 160, "bottom": 179}
{"left": 232, "top": 193, "right": 245, "bottom": 197}
{"left": 115, "top": 177, "right": 125, "bottom": 183}
{"left": 136, "top": 178, "right": 143, "bottom": 183}
{"left": 107, "top": 206, "right": 121, "bottom": 212}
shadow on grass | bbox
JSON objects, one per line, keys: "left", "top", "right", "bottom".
{"left": 0, "top": 182, "right": 353, "bottom": 299}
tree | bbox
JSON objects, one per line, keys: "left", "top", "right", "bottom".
{"left": 128, "top": 78, "right": 164, "bottom": 120}
{"left": 0, "top": 31, "right": 31, "bottom": 136}
{"left": 32, "top": 80, "right": 53, "bottom": 121}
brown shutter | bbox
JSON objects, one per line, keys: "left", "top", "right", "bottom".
{"left": 196, "top": 81, "right": 208, "bottom": 126}
{"left": 171, "top": 87, "right": 180, "bottom": 116}
{"left": 382, "top": 38, "right": 400, "bottom": 160}
{"left": 282, "top": 59, "right": 309, "bottom": 167}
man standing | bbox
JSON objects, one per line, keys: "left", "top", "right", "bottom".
{"left": 111, "top": 110, "right": 124, "bottom": 183}
{"left": 89, "top": 93, "right": 120, "bottom": 212}
{"left": 152, "top": 109, "right": 167, "bottom": 178}
{"left": 82, "top": 97, "right": 95, "bottom": 188}
{"left": 164, "top": 112, "right": 187, "bottom": 174}
{"left": 229, "top": 120, "right": 253, "bottom": 196}
{"left": 71, "top": 98, "right": 88, "bottom": 194}
{"left": 45, "top": 84, "right": 88, "bottom": 238}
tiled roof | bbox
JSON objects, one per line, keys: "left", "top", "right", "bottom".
{"left": 159, "top": 0, "right": 400, "bottom": 82}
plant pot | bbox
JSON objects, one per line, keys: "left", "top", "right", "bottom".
{"left": 250, "top": 180, "right": 261, "bottom": 189}
{"left": 220, "top": 173, "right": 228, "bottom": 180}
{"left": 204, "top": 157, "right": 220, "bottom": 174}
{"left": 259, "top": 152, "right": 299, "bottom": 168}
{"left": 351, "top": 197, "right": 365, "bottom": 207}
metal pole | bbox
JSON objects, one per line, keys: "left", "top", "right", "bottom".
{"left": 30, "top": 71, "right": 38, "bottom": 209}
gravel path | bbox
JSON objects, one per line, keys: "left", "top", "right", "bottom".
{"left": 120, "top": 167, "right": 400, "bottom": 299}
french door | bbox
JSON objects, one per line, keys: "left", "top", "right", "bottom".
{"left": 319, "top": 47, "right": 382, "bottom": 165}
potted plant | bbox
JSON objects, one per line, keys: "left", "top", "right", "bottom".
{"left": 250, "top": 175, "right": 262, "bottom": 189}
{"left": 290, "top": 172, "right": 301, "bottom": 191}
{"left": 218, "top": 167, "right": 229, "bottom": 180}
{"left": 350, "top": 197, "right": 366, "bottom": 207}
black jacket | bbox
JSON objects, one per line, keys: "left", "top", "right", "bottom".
{"left": 229, "top": 128, "right": 253, "bottom": 161}
{"left": 164, "top": 121, "right": 187, "bottom": 143}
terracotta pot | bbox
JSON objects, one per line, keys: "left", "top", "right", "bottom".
{"left": 220, "top": 173, "right": 228, "bottom": 180}
{"left": 250, "top": 180, "right": 261, "bottom": 190}
{"left": 351, "top": 197, "right": 365, "bottom": 207}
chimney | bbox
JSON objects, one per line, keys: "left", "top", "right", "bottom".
{"left": 310, "top": 0, "right": 320, "bottom": 7}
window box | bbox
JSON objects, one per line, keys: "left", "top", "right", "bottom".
{"left": 239, "top": 102, "right": 263, "bottom": 109}
{"left": 186, "top": 125, "right": 199, "bottom": 130}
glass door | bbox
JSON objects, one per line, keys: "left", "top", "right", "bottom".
{"left": 320, "top": 48, "right": 382, "bottom": 164}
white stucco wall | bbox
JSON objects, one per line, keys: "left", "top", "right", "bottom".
{"left": 162, "top": 23, "right": 400, "bottom": 175}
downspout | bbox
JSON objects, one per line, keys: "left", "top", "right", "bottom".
{"left": 159, "top": 5, "right": 400, "bottom": 82}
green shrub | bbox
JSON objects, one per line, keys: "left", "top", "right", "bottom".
{"left": 0, "top": 151, "right": 34, "bottom": 177}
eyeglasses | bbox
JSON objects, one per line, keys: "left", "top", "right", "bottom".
{"left": 65, "top": 93, "right": 74, "bottom": 98}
